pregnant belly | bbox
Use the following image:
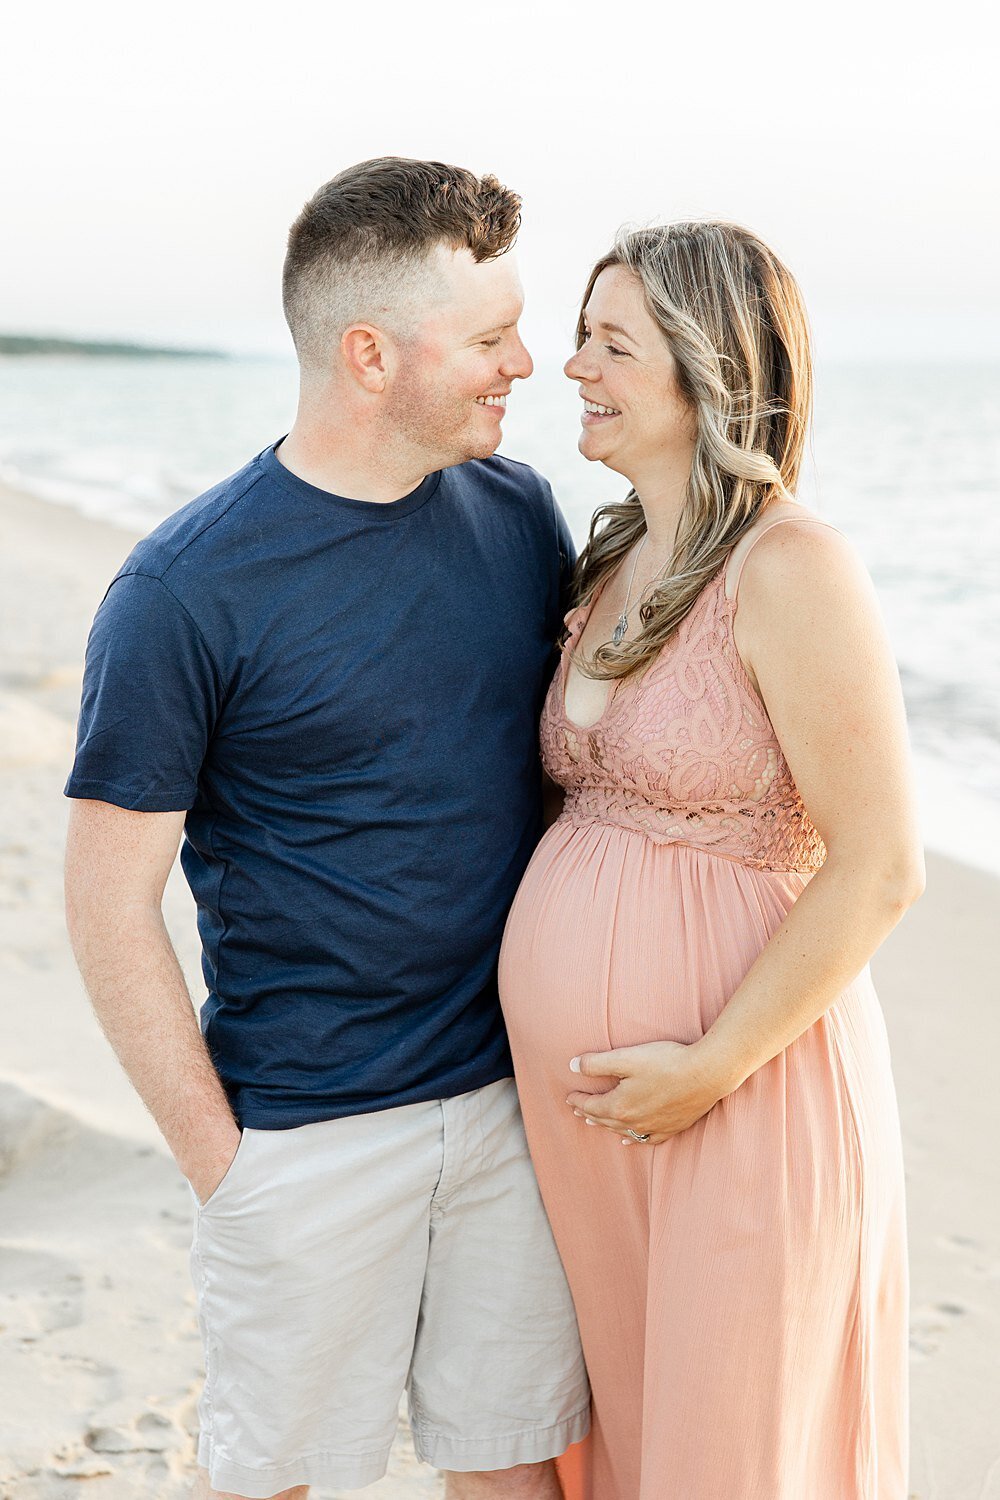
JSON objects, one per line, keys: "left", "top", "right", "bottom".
{"left": 499, "top": 817, "right": 808, "bottom": 1093}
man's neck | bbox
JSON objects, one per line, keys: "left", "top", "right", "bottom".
{"left": 277, "top": 420, "right": 430, "bottom": 505}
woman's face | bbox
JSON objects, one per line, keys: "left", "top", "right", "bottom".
{"left": 564, "top": 266, "right": 696, "bottom": 481}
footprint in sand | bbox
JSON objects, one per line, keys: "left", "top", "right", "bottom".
{"left": 71, "top": 1405, "right": 194, "bottom": 1494}
{"left": 936, "top": 1230, "right": 1000, "bottom": 1283}
{"left": 0, "top": 1248, "right": 85, "bottom": 1340}
{"left": 86, "top": 1410, "right": 185, "bottom": 1454}
{"left": 909, "top": 1300, "right": 968, "bottom": 1359}
{"left": 1, "top": 1080, "right": 198, "bottom": 1493}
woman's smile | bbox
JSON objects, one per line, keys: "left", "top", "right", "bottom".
{"left": 581, "top": 396, "right": 622, "bottom": 426}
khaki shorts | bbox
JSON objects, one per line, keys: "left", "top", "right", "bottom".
{"left": 190, "top": 1078, "right": 589, "bottom": 1496}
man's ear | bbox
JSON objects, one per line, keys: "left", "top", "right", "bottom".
{"left": 341, "top": 324, "right": 389, "bottom": 393}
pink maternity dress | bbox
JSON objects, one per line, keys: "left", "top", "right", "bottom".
{"left": 498, "top": 517, "right": 908, "bottom": 1500}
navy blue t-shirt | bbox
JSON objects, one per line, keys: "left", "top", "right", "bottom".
{"left": 66, "top": 443, "right": 574, "bottom": 1128}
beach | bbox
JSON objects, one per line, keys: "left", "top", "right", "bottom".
{"left": 1, "top": 477, "right": 997, "bottom": 1500}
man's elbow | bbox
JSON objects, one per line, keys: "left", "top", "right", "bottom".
{"left": 65, "top": 868, "right": 160, "bottom": 947}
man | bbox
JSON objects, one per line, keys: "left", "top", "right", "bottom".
{"left": 64, "top": 158, "right": 588, "bottom": 1500}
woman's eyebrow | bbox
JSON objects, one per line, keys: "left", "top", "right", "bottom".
{"left": 591, "top": 319, "right": 638, "bottom": 345}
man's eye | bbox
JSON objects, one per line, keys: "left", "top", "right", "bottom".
{"left": 481, "top": 336, "right": 502, "bottom": 348}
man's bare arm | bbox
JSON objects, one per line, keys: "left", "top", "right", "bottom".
{"left": 65, "top": 799, "right": 240, "bottom": 1203}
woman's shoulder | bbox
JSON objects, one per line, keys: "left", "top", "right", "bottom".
{"left": 723, "top": 503, "right": 864, "bottom": 608}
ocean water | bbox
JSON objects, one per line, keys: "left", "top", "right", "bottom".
{"left": 2, "top": 353, "right": 998, "bottom": 872}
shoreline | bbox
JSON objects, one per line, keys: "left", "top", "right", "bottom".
{"left": 7, "top": 473, "right": 1000, "bottom": 880}
{"left": 1, "top": 477, "right": 998, "bottom": 1497}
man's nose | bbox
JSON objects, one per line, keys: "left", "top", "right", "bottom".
{"left": 502, "top": 332, "right": 534, "bottom": 381}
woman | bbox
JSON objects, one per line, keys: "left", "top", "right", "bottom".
{"left": 498, "top": 222, "right": 923, "bottom": 1500}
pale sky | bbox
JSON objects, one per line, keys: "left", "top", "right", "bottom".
{"left": 2, "top": 0, "right": 996, "bottom": 361}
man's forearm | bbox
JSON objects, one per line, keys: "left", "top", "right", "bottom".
{"left": 67, "top": 902, "right": 239, "bottom": 1189}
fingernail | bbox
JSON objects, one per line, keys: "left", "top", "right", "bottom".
{"left": 585, "top": 1118, "right": 596, "bottom": 1127}
{"left": 572, "top": 1109, "right": 582, "bottom": 1117}
{"left": 569, "top": 1057, "right": 581, "bottom": 1073}
{"left": 621, "top": 1137, "right": 632, "bottom": 1146}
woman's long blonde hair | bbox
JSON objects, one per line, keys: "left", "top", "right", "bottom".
{"left": 572, "top": 221, "right": 813, "bottom": 679}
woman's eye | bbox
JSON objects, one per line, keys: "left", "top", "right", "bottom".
{"left": 580, "top": 328, "right": 626, "bottom": 356}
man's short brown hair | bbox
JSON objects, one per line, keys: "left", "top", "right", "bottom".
{"left": 283, "top": 157, "right": 521, "bottom": 371}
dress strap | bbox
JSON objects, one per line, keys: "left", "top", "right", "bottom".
{"left": 725, "top": 515, "right": 840, "bottom": 607}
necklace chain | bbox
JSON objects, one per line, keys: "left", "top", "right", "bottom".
{"left": 611, "top": 536, "right": 671, "bottom": 647}
{"left": 611, "top": 540, "right": 644, "bottom": 647}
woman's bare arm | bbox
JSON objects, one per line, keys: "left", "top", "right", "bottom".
{"left": 567, "top": 524, "right": 925, "bottom": 1141}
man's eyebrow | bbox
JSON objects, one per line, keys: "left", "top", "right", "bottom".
{"left": 467, "top": 315, "right": 522, "bottom": 341}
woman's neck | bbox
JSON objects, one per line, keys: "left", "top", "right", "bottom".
{"left": 630, "top": 461, "right": 691, "bottom": 560}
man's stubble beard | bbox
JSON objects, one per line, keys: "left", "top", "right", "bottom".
{"left": 384, "top": 365, "right": 499, "bottom": 471}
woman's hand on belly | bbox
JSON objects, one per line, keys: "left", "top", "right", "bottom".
{"left": 565, "top": 1039, "right": 730, "bottom": 1146}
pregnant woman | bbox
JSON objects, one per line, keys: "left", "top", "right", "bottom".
{"left": 499, "top": 222, "right": 923, "bottom": 1500}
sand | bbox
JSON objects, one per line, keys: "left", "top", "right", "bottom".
{"left": 1, "top": 478, "right": 997, "bottom": 1500}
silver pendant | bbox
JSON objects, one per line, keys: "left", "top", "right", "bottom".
{"left": 612, "top": 613, "right": 628, "bottom": 647}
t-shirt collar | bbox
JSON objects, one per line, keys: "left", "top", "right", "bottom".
{"left": 260, "top": 438, "right": 441, "bottom": 519}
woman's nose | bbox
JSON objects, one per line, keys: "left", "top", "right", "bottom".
{"left": 564, "top": 347, "right": 591, "bottom": 381}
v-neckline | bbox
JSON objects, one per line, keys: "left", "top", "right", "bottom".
{"left": 560, "top": 585, "right": 620, "bottom": 732}
{"left": 559, "top": 565, "right": 733, "bottom": 732}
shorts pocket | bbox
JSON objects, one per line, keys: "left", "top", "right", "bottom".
{"left": 198, "top": 1128, "right": 255, "bottom": 1212}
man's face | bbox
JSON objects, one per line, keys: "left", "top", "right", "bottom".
{"left": 386, "top": 245, "right": 533, "bottom": 467}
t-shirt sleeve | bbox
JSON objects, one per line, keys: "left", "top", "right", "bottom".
{"left": 64, "top": 572, "right": 224, "bottom": 812}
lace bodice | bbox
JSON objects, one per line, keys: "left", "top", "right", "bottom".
{"left": 542, "top": 538, "right": 828, "bottom": 875}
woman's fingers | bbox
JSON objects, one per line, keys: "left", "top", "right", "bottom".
{"left": 567, "top": 1038, "right": 718, "bottom": 1142}
{"left": 571, "top": 1102, "right": 657, "bottom": 1140}
{"left": 566, "top": 1088, "right": 620, "bottom": 1118}
{"left": 568, "top": 1084, "right": 653, "bottom": 1134}
{"left": 573, "top": 1109, "right": 666, "bottom": 1145}
{"left": 572, "top": 1106, "right": 622, "bottom": 1131}
{"left": 569, "top": 1049, "right": 630, "bottom": 1078}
